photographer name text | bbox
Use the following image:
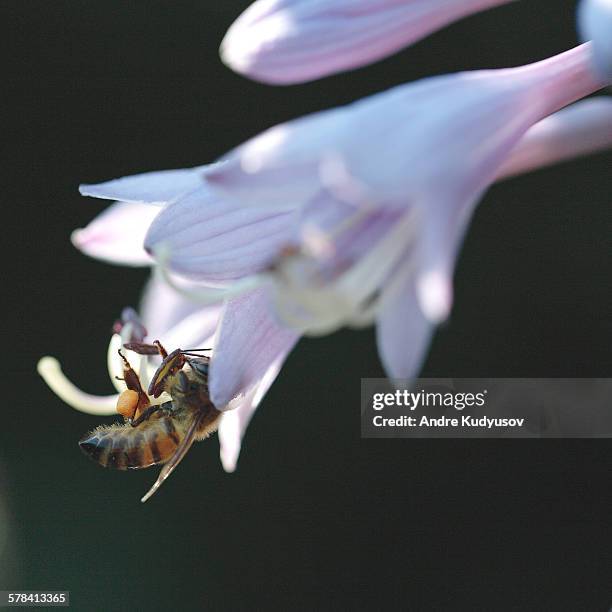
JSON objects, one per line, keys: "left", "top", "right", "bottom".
{"left": 370, "top": 390, "right": 525, "bottom": 429}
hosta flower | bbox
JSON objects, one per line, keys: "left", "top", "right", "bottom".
{"left": 146, "top": 98, "right": 611, "bottom": 378}
{"left": 51, "top": 93, "right": 611, "bottom": 470}
{"left": 221, "top": 0, "right": 516, "bottom": 84}
{"left": 497, "top": 97, "right": 612, "bottom": 179}
{"left": 578, "top": 0, "right": 612, "bottom": 80}
{"left": 187, "top": 45, "right": 607, "bottom": 370}
{"left": 149, "top": 96, "right": 612, "bottom": 378}
{"left": 207, "top": 45, "right": 606, "bottom": 211}
{"left": 38, "top": 277, "right": 297, "bottom": 473}
{"left": 38, "top": 0, "right": 612, "bottom": 490}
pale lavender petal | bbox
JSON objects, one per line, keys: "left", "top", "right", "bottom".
{"left": 419, "top": 191, "right": 481, "bottom": 324}
{"left": 218, "top": 347, "right": 290, "bottom": 472}
{"left": 139, "top": 275, "right": 220, "bottom": 345}
{"left": 79, "top": 166, "right": 206, "bottom": 205}
{"left": 206, "top": 108, "right": 348, "bottom": 208}
{"left": 377, "top": 99, "right": 612, "bottom": 368}
{"left": 578, "top": 0, "right": 612, "bottom": 80}
{"left": 413, "top": 200, "right": 460, "bottom": 324}
{"left": 158, "top": 305, "right": 220, "bottom": 352}
{"left": 209, "top": 288, "right": 299, "bottom": 408}
{"left": 498, "top": 98, "right": 612, "bottom": 179}
{"left": 71, "top": 202, "right": 158, "bottom": 266}
{"left": 217, "top": 391, "right": 258, "bottom": 473}
{"left": 209, "top": 46, "right": 606, "bottom": 210}
{"left": 144, "top": 187, "right": 297, "bottom": 281}
{"left": 415, "top": 269, "right": 453, "bottom": 324}
{"left": 221, "top": 0, "right": 517, "bottom": 84}
{"left": 340, "top": 46, "right": 606, "bottom": 207}
{"left": 376, "top": 278, "right": 433, "bottom": 379}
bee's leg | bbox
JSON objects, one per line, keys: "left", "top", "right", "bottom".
{"left": 153, "top": 340, "right": 168, "bottom": 359}
{"left": 118, "top": 349, "right": 150, "bottom": 414}
{"left": 130, "top": 404, "right": 164, "bottom": 427}
{"left": 122, "top": 342, "right": 160, "bottom": 355}
{"left": 122, "top": 340, "right": 169, "bottom": 359}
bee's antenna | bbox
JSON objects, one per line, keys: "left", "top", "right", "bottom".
{"left": 181, "top": 350, "right": 213, "bottom": 359}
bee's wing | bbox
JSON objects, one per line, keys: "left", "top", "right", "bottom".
{"left": 140, "top": 411, "right": 206, "bottom": 503}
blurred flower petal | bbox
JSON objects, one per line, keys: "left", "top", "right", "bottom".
{"left": 218, "top": 348, "right": 289, "bottom": 472}
{"left": 412, "top": 199, "right": 459, "bottom": 323}
{"left": 209, "top": 45, "right": 607, "bottom": 210}
{"left": 221, "top": 0, "right": 516, "bottom": 84}
{"left": 160, "top": 306, "right": 220, "bottom": 352}
{"left": 144, "top": 186, "right": 297, "bottom": 281}
{"left": 578, "top": 0, "right": 612, "bottom": 79}
{"left": 202, "top": 45, "right": 608, "bottom": 360}
{"left": 71, "top": 201, "right": 158, "bottom": 266}
{"left": 209, "top": 288, "right": 299, "bottom": 407}
{"left": 79, "top": 166, "right": 206, "bottom": 205}
{"left": 415, "top": 269, "right": 453, "bottom": 324}
{"left": 499, "top": 97, "right": 612, "bottom": 178}
{"left": 139, "top": 275, "right": 221, "bottom": 346}
{"left": 376, "top": 278, "right": 433, "bottom": 379}
{"left": 207, "top": 110, "right": 349, "bottom": 208}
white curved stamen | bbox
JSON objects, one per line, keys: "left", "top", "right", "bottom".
{"left": 39, "top": 355, "right": 171, "bottom": 416}
{"left": 344, "top": 257, "right": 418, "bottom": 328}
{"left": 339, "top": 253, "right": 418, "bottom": 330}
{"left": 107, "top": 333, "right": 127, "bottom": 393}
{"left": 346, "top": 246, "right": 422, "bottom": 330}
{"left": 139, "top": 354, "right": 151, "bottom": 388}
{"left": 271, "top": 210, "right": 418, "bottom": 335}
{"left": 119, "top": 321, "right": 150, "bottom": 388}
{"left": 346, "top": 301, "right": 380, "bottom": 329}
{"left": 272, "top": 281, "right": 358, "bottom": 334}
{"left": 108, "top": 332, "right": 155, "bottom": 393}
{"left": 302, "top": 205, "right": 373, "bottom": 258}
{"left": 37, "top": 356, "right": 119, "bottom": 416}
{"left": 333, "top": 211, "right": 417, "bottom": 305}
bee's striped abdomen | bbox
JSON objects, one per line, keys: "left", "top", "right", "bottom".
{"left": 79, "top": 413, "right": 183, "bottom": 471}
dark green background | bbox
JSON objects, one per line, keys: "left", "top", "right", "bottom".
{"left": 4, "top": 1, "right": 612, "bottom": 609}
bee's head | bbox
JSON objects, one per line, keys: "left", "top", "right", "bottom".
{"left": 188, "top": 358, "right": 209, "bottom": 384}
{"left": 171, "top": 360, "right": 209, "bottom": 397}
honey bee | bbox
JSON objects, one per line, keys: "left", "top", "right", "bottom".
{"left": 78, "top": 341, "right": 220, "bottom": 502}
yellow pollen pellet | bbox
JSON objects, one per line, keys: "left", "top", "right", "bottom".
{"left": 116, "top": 389, "right": 139, "bottom": 418}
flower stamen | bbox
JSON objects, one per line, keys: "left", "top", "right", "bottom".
{"left": 37, "top": 356, "right": 119, "bottom": 416}
{"left": 107, "top": 333, "right": 127, "bottom": 393}
{"left": 270, "top": 209, "right": 418, "bottom": 335}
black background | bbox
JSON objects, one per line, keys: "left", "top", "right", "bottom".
{"left": 3, "top": 1, "right": 612, "bottom": 610}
